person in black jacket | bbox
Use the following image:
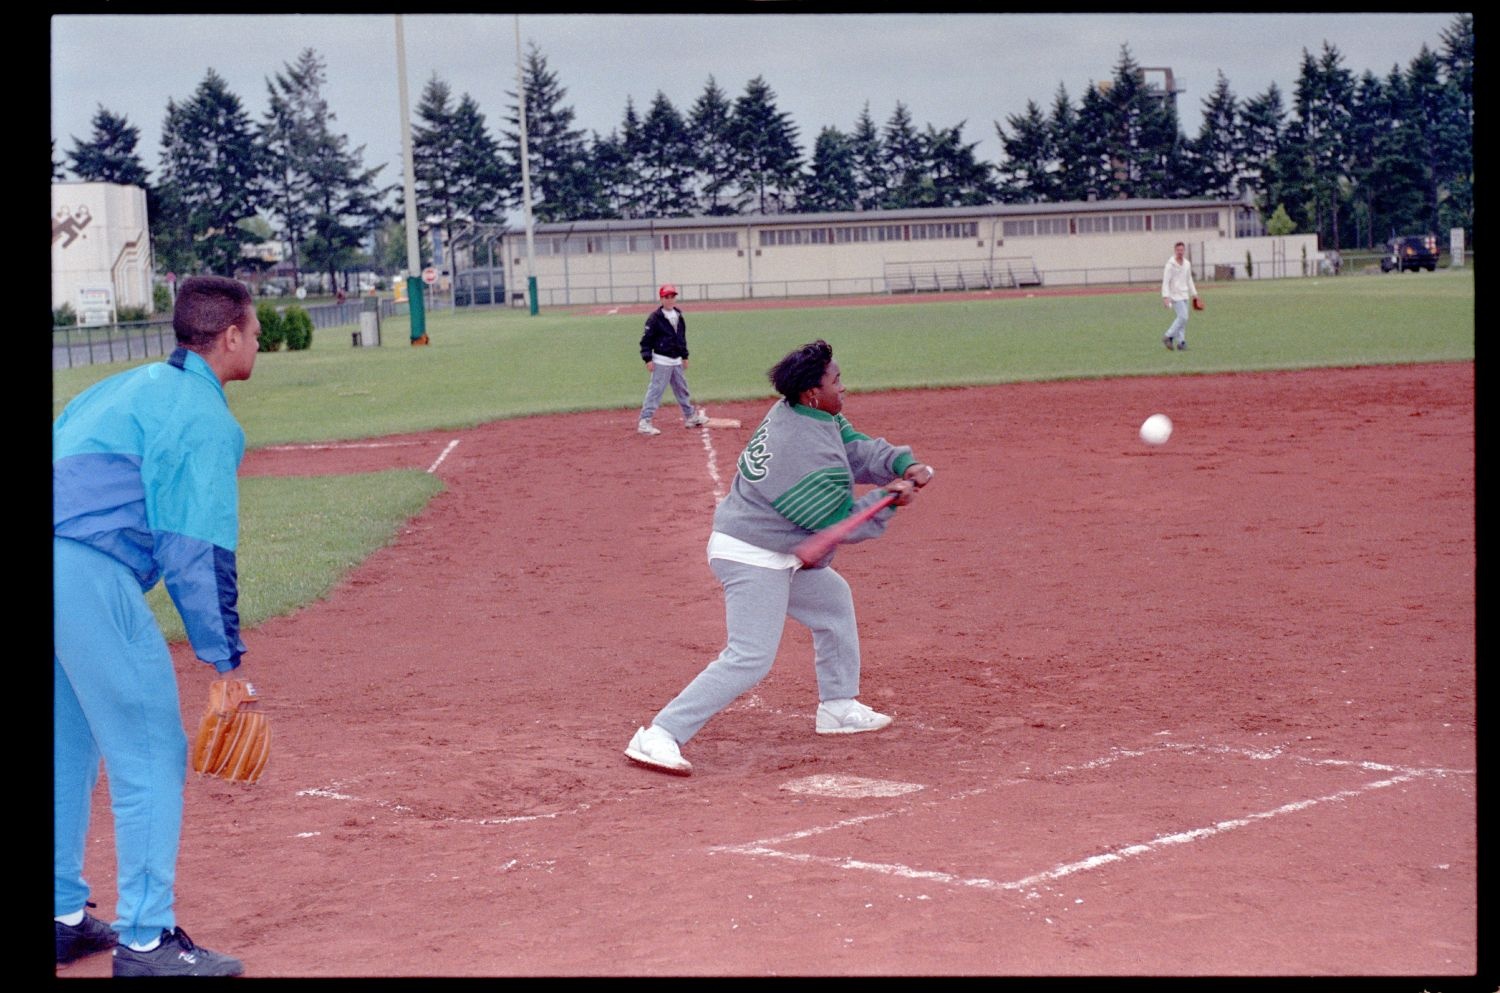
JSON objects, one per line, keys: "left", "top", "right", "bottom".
{"left": 637, "top": 284, "right": 708, "bottom": 435}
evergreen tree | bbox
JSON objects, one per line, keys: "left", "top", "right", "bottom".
{"left": 52, "top": 140, "right": 66, "bottom": 182}
{"left": 1101, "top": 45, "right": 1180, "bottom": 198}
{"left": 880, "top": 102, "right": 925, "bottom": 208}
{"left": 1068, "top": 83, "right": 1115, "bottom": 201}
{"left": 1437, "top": 13, "right": 1474, "bottom": 234}
{"left": 730, "top": 76, "right": 802, "bottom": 214}
{"left": 636, "top": 91, "right": 696, "bottom": 217}
{"left": 1402, "top": 44, "right": 1469, "bottom": 238}
{"left": 1183, "top": 72, "right": 1241, "bottom": 199}
{"left": 847, "top": 103, "right": 887, "bottom": 212}
{"left": 67, "top": 105, "right": 151, "bottom": 187}
{"left": 921, "top": 121, "right": 997, "bottom": 207}
{"left": 1048, "top": 84, "right": 1091, "bottom": 202}
{"left": 260, "top": 52, "right": 321, "bottom": 288}
{"left": 801, "top": 126, "right": 857, "bottom": 213}
{"left": 995, "top": 99, "right": 1057, "bottom": 203}
{"left": 587, "top": 127, "right": 630, "bottom": 221}
{"left": 687, "top": 77, "right": 740, "bottom": 215}
{"left": 1240, "top": 83, "right": 1287, "bottom": 219}
{"left": 1283, "top": 43, "right": 1355, "bottom": 248}
{"left": 154, "top": 70, "right": 261, "bottom": 276}
{"left": 413, "top": 77, "right": 508, "bottom": 277}
{"left": 503, "top": 44, "right": 597, "bottom": 223}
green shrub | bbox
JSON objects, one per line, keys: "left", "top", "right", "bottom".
{"left": 117, "top": 305, "right": 151, "bottom": 323}
{"left": 256, "top": 303, "right": 286, "bottom": 352}
{"left": 154, "top": 284, "right": 173, "bottom": 312}
{"left": 53, "top": 303, "right": 77, "bottom": 327}
{"left": 1245, "top": 251, "right": 1254, "bottom": 279}
{"left": 283, "top": 306, "right": 314, "bottom": 351}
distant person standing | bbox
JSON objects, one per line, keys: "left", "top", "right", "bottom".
{"left": 637, "top": 284, "right": 709, "bottom": 435}
{"left": 1161, "top": 241, "right": 1199, "bottom": 351}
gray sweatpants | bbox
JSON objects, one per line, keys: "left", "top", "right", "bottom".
{"left": 1164, "top": 298, "right": 1190, "bottom": 346}
{"left": 653, "top": 558, "right": 861, "bottom": 744}
{"left": 639, "top": 363, "right": 695, "bottom": 423}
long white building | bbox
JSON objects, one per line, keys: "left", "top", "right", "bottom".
{"left": 493, "top": 198, "right": 1324, "bottom": 308}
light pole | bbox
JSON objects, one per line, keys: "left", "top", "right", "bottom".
{"left": 515, "top": 15, "right": 538, "bottom": 315}
{"left": 395, "top": 15, "right": 428, "bottom": 344}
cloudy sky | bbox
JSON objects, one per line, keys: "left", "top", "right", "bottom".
{"left": 52, "top": 12, "right": 1462, "bottom": 188}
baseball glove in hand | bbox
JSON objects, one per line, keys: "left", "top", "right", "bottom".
{"left": 1192, "top": 296, "right": 1205, "bottom": 311}
{"left": 191, "top": 678, "right": 270, "bottom": 784}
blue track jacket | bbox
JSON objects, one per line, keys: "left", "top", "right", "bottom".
{"left": 53, "top": 347, "right": 247, "bottom": 671}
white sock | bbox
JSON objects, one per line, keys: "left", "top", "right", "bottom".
{"left": 56, "top": 909, "right": 86, "bottom": 926}
{"left": 128, "top": 936, "right": 162, "bottom": 952}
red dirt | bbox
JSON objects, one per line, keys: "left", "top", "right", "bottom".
{"left": 58, "top": 362, "right": 1475, "bottom": 978}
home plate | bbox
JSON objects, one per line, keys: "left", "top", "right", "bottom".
{"left": 780, "top": 774, "right": 925, "bottom": 798}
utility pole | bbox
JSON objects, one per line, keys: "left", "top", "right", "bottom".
{"left": 395, "top": 15, "right": 428, "bottom": 344}
{"left": 515, "top": 15, "right": 538, "bottom": 315}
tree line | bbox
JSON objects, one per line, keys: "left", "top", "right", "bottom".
{"left": 53, "top": 15, "right": 1472, "bottom": 288}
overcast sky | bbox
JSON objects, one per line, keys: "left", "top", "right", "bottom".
{"left": 52, "top": 12, "right": 1462, "bottom": 192}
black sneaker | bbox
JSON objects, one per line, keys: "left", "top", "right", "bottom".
{"left": 1162, "top": 334, "right": 1174, "bottom": 350}
{"left": 56, "top": 906, "right": 116, "bottom": 964}
{"left": 112, "top": 927, "right": 244, "bottom": 977}
{"left": 1176, "top": 341, "right": 1188, "bottom": 351}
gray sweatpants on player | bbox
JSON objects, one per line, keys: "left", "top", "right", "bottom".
{"left": 1164, "top": 299, "right": 1190, "bottom": 346}
{"left": 652, "top": 558, "right": 861, "bottom": 744}
{"left": 639, "top": 363, "right": 695, "bottom": 423}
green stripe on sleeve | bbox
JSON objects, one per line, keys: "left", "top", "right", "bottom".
{"left": 772, "top": 466, "right": 854, "bottom": 530}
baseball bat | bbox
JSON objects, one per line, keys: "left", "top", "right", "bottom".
{"left": 792, "top": 493, "right": 898, "bottom": 567}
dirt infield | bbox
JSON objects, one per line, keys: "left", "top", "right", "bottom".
{"left": 59, "top": 362, "right": 1475, "bottom": 978}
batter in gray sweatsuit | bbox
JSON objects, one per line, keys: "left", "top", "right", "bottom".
{"left": 651, "top": 399, "right": 918, "bottom": 744}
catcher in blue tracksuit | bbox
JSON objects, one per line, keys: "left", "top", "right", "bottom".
{"left": 52, "top": 276, "right": 258, "bottom": 976}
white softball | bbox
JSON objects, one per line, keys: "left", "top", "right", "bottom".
{"left": 1139, "top": 413, "right": 1173, "bottom": 446}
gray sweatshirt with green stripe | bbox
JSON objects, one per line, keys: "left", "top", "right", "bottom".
{"left": 712, "top": 399, "right": 917, "bottom": 563}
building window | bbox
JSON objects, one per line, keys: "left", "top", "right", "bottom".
{"left": 1111, "top": 214, "right": 1146, "bottom": 233}
{"left": 1154, "top": 212, "right": 1187, "bottom": 231}
{"left": 1076, "top": 216, "right": 1111, "bottom": 234}
{"left": 705, "top": 231, "right": 738, "bottom": 249}
{"left": 1002, "top": 220, "right": 1036, "bottom": 237}
{"left": 911, "top": 222, "right": 978, "bottom": 240}
{"left": 1187, "top": 211, "right": 1219, "bottom": 230}
{"left": 1037, "top": 217, "right": 1069, "bottom": 236}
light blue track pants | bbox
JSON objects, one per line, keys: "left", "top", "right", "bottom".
{"left": 1164, "top": 299, "right": 1190, "bottom": 346}
{"left": 639, "top": 363, "right": 695, "bottom": 424}
{"left": 653, "top": 558, "right": 862, "bottom": 744}
{"left": 54, "top": 537, "right": 186, "bottom": 947}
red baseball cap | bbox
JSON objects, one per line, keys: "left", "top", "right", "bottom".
{"left": 659, "top": 284, "right": 678, "bottom": 299}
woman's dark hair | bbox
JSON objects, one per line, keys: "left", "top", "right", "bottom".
{"left": 173, "top": 275, "right": 252, "bottom": 352}
{"left": 769, "top": 339, "right": 833, "bottom": 402}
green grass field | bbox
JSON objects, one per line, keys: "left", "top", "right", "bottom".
{"left": 54, "top": 270, "right": 1473, "bottom": 640}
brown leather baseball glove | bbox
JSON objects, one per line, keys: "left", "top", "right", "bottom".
{"left": 1192, "top": 296, "right": 1205, "bottom": 311}
{"left": 191, "top": 678, "right": 269, "bottom": 784}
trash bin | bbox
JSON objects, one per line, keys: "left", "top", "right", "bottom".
{"left": 1214, "top": 264, "right": 1235, "bottom": 281}
{"left": 356, "top": 297, "right": 381, "bottom": 347}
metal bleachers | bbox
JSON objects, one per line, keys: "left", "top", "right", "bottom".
{"left": 883, "top": 258, "right": 1043, "bottom": 294}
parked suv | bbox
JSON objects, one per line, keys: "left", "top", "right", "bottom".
{"left": 1380, "top": 234, "right": 1440, "bottom": 272}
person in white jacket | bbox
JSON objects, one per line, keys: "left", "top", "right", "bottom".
{"left": 1161, "top": 241, "right": 1199, "bottom": 351}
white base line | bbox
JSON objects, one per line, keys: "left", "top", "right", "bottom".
{"left": 427, "top": 439, "right": 459, "bottom": 474}
{"left": 261, "top": 440, "right": 427, "bottom": 451}
{"left": 699, "top": 420, "right": 726, "bottom": 502}
{"left": 709, "top": 742, "right": 1471, "bottom": 894}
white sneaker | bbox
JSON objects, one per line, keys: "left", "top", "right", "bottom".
{"left": 685, "top": 410, "right": 710, "bottom": 428}
{"left": 815, "top": 698, "right": 893, "bottom": 735}
{"left": 637, "top": 420, "right": 662, "bottom": 436}
{"left": 624, "top": 725, "right": 692, "bottom": 774}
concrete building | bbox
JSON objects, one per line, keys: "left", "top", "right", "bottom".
{"left": 496, "top": 198, "right": 1323, "bottom": 308}
{"left": 51, "top": 182, "right": 154, "bottom": 322}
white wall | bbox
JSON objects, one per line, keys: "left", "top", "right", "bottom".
{"left": 51, "top": 182, "right": 154, "bottom": 318}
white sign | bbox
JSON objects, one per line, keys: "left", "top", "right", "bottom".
{"left": 422, "top": 267, "right": 438, "bottom": 286}
{"left": 76, "top": 285, "right": 115, "bottom": 326}
{"left": 1450, "top": 227, "right": 1465, "bottom": 267}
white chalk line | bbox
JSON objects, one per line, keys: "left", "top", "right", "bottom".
{"left": 710, "top": 740, "right": 1472, "bottom": 895}
{"left": 258, "top": 436, "right": 460, "bottom": 475}
{"left": 699, "top": 414, "right": 727, "bottom": 502}
{"left": 427, "top": 439, "right": 460, "bottom": 474}
{"left": 295, "top": 778, "right": 596, "bottom": 827}
{"left": 261, "top": 440, "right": 428, "bottom": 451}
